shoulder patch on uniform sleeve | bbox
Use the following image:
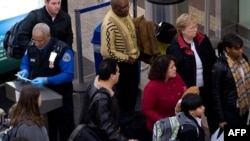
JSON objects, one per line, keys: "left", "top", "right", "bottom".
{"left": 62, "top": 52, "right": 71, "bottom": 62}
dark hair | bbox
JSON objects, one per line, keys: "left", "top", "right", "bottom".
{"left": 148, "top": 55, "right": 176, "bottom": 81}
{"left": 181, "top": 93, "right": 203, "bottom": 114}
{"left": 98, "top": 58, "right": 118, "bottom": 80}
{"left": 10, "top": 85, "right": 44, "bottom": 127}
{"left": 217, "top": 33, "right": 243, "bottom": 56}
{"left": 156, "top": 22, "right": 177, "bottom": 44}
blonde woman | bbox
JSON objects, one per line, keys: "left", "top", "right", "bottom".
{"left": 167, "top": 13, "right": 218, "bottom": 135}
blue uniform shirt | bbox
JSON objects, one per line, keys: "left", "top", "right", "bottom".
{"left": 20, "top": 40, "right": 74, "bottom": 85}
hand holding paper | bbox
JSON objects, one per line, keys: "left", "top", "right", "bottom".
{"left": 17, "top": 69, "right": 29, "bottom": 78}
{"left": 15, "top": 70, "right": 30, "bottom": 82}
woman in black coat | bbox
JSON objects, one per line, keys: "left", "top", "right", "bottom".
{"left": 167, "top": 13, "right": 218, "bottom": 135}
{"left": 212, "top": 33, "right": 250, "bottom": 129}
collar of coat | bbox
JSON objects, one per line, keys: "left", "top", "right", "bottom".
{"left": 177, "top": 32, "right": 205, "bottom": 55}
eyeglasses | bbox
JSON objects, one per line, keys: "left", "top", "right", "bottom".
{"left": 31, "top": 39, "right": 44, "bottom": 44}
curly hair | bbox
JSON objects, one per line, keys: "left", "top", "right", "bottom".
{"left": 148, "top": 55, "right": 176, "bottom": 81}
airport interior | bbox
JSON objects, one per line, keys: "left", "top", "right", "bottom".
{"left": 1, "top": 0, "right": 250, "bottom": 140}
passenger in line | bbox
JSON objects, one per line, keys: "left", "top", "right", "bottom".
{"left": 167, "top": 13, "right": 218, "bottom": 135}
{"left": 178, "top": 94, "right": 206, "bottom": 141}
{"left": 212, "top": 33, "right": 250, "bottom": 129}
{"left": 79, "top": 58, "right": 138, "bottom": 141}
{"left": 8, "top": 85, "right": 49, "bottom": 141}
{"left": 101, "top": 0, "right": 140, "bottom": 117}
{"left": 142, "top": 55, "right": 187, "bottom": 133}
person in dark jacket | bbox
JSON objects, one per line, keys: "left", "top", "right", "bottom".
{"left": 177, "top": 93, "right": 205, "bottom": 141}
{"left": 17, "top": 0, "right": 73, "bottom": 57}
{"left": 16, "top": 22, "right": 75, "bottom": 141}
{"left": 79, "top": 58, "right": 138, "bottom": 141}
{"left": 212, "top": 33, "right": 250, "bottom": 129}
{"left": 167, "top": 13, "right": 218, "bottom": 135}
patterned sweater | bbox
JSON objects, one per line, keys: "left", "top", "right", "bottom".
{"left": 101, "top": 10, "right": 139, "bottom": 62}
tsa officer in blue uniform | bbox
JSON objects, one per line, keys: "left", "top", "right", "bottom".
{"left": 16, "top": 22, "right": 75, "bottom": 141}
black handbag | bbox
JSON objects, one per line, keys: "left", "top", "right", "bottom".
{"left": 68, "top": 90, "right": 107, "bottom": 141}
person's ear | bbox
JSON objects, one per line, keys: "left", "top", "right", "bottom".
{"left": 189, "top": 110, "right": 195, "bottom": 115}
{"left": 225, "top": 47, "right": 230, "bottom": 53}
{"left": 110, "top": 74, "right": 115, "bottom": 80}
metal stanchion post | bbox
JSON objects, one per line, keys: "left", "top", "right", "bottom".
{"left": 73, "top": 9, "right": 85, "bottom": 92}
{"left": 204, "top": 0, "right": 210, "bottom": 36}
{"left": 133, "top": 0, "right": 137, "bottom": 18}
{"left": 73, "top": 2, "right": 111, "bottom": 92}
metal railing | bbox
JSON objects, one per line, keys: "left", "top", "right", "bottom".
{"left": 204, "top": 0, "right": 210, "bottom": 36}
{"left": 74, "top": 2, "right": 111, "bottom": 85}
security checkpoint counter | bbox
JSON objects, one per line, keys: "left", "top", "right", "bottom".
{"left": 5, "top": 81, "right": 62, "bottom": 114}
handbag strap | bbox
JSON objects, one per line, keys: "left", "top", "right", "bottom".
{"left": 87, "top": 88, "right": 109, "bottom": 128}
{"left": 68, "top": 124, "right": 86, "bottom": 141}
{"left": 89, "top": 88, "right": 109, "bottom": 110}
{"left": 69, "top": 88, "right": 110, "bottom": 141}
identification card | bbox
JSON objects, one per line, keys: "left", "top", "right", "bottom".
{"left": 49, "top": 52, "right": 57, "bottom": 62}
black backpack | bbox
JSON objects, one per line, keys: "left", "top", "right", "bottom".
{"left": 3, "top": 21, "right": 25, "bottom": 59}
{"left": 3, "top": 10, "right": 42, "bottom": 59}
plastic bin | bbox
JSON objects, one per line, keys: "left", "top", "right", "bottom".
{"left": 91, "top": 23, "right": 103, "bottom": 75}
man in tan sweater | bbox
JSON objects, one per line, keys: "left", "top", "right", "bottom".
{"left": 101, "top": 0, "right": 140, "bottom": 117}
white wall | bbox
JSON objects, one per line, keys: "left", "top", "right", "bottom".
{"left": 0, "top": 0, "right": 43, "bottom": 21}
